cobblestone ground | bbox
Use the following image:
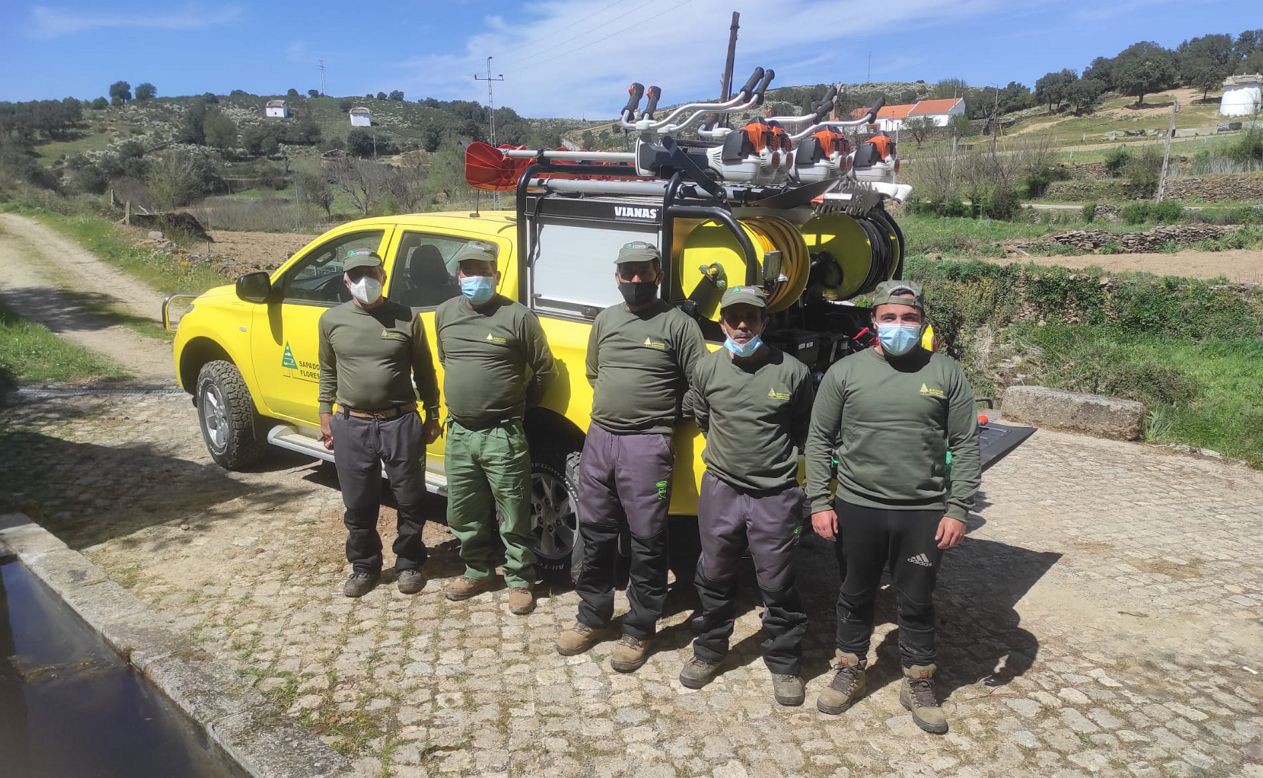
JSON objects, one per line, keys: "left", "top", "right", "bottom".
{"left": 2, "top": 390, "right": 1261, "bottom": 777}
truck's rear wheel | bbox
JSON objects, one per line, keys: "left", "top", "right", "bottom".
{"left": 529, "top": 445, "right": 581, "bottom": 579}
{"left": 196, "top": 360, "right": 266, "bottom": 470}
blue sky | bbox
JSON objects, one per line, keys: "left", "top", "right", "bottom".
{"left": 0, "top": 1, "right": 1256, "bottom": 117}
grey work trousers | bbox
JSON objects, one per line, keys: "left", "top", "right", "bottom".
{"left": 575, "top": 424, "right": 675, "bottom": 639}
{"left": 692, "top": 471, "right": 807, "bottom": 675}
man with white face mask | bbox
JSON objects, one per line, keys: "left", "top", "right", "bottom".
{"left": 805, "top": 280, "right": 980, "bottom": 734}
{"left": 318, "top": 248, "right": 441, "bottom": 598}
{"left": 679, "top": 286, "right": 815, "bottom": 707}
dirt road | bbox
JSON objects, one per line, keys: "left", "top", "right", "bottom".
{"left": 0, "top": 213, "right": 173, "bottom": 385}
{"left": 984, "top": 247, "right": 1263, "bottom": 283}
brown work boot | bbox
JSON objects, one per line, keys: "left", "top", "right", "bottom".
{"left": 609, "top": 635, "right": 650, "bottom": 673}
{"left": 395, "top": 569, "right": 425, "bottom": 595}
{"left": 444, "top": 575, "right": 493, "bottom": 601}
{"left": 556, "top": 622, "right": 606, "bottom": 656}
{"left": 900, "top": 663, "right": 948, "bottom": 734}
{"left": 507, "top": 586, "right": 535, "bottom": 615}
{"left": 771, "top": 673, "right": 806, "bottom": 706}
{"left": 816, "top": 650, "right": 868, "bottom": 715}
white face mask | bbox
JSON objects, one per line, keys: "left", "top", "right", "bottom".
{"left": 347, "top": 275, "right": 383, "bottom": 305}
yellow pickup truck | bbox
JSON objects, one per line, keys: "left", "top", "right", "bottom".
{"left": 166, "top": 137, "right": 914, "bottom": 575}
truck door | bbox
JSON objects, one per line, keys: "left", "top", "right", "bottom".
{"left": 250, "top": 228, "right": 390, "bottom": 425}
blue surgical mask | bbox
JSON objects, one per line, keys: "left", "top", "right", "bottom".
{"left": 460, "top": 275, "right": 495, "bottom": 306}
{"left": 877, "top": 323, "right": 921, "bottom": 356}
{"left": 724, "top": 334, "right": 763, "bottom": 359}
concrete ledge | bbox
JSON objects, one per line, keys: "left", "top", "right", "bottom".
{"left": 0, "top": 514, "right": 352, "bottom": 778}
{"left": 1002, "top": 385, "right": 1145, "bottom": 441}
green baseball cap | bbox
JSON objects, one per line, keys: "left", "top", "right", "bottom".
{"left": 615, "top": 240, "right": 660, "bottom": 265}
{"left": 720, "top": 285, "right": 767, "bottom": 310}
{"left": 871, "top": 280, "right": 924, "bottom": 310}
{"left": 453, "top": 241, "right": 498, "bottom": 265}
{"left": 343, "top": 248, "right": 383, "bottom": 272}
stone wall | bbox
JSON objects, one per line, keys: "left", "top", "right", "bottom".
{"left": 1165, "top": 173, "right": 1263, "bottom": 202}
{"left": 1012, "top": 224, "right": 1239, "bottom": 253}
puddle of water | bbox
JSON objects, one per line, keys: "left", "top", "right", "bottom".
{"left": 0, "top": 557, "right": 243, "bottom": 777}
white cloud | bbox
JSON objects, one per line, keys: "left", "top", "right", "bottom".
{"left": 392, "top": 0, "right": 1020, "bottom": 118}
{"left": 26, "top": 3, "right": 243, "bottom": 39}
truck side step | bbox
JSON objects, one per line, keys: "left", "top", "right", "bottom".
{"left": 265, "top": 425, "right": 448, "bottom": 495}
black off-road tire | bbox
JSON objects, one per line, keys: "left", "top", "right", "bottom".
{"left": 196, "top": 360, "right": 267, "bottom": 470}
{"left": 528, "top": 443, "right": 583, "bottom": 580}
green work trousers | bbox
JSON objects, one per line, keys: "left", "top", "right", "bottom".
{"left": 444, "top": 419, "right": 536, "bottom": 588}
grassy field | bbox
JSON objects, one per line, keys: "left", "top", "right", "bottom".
{"left": 1010, "top": 324, "right": 1263, "bottom": 467}
{"left": 0, "top": 302, "right": 130, "bottom": 389}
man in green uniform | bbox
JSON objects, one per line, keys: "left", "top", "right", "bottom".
{"left": 555, "top": 241, "right": 706, "bottom": 671}
{"left": 318, "top": 249, "right": 441, "bottom": 598}
{"left": 679, "top": 286, "right": 815, "bottom": 706}
{"left": 435, "top": 241, "right": 555, "bottom": 615}
{"left": 805, "top": 280, "right": 981, "bottom": 734}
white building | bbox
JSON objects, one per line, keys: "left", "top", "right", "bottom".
{"left": 852, "top": 97, "right": 966, "bottom": 132}
{"left": 265, "top": 99, "right": 288, "bottom": 118}
{"left": 1220, "top": 74, "right": 1262, "bottom": 117}
{"left": 349, "top": 107, "right": 372, "bottom": 127}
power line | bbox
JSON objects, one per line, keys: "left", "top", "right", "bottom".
{"left": 496, "top": 0, "right": 628, "bottom": 58}
{"left": 503, "top": 0, "right": 698, "bottom": 76}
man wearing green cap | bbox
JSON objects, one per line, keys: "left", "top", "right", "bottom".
{"left": 318, "top": 248, "right": 441, "bottom": 598}
{"left": 678, "top": 286, "right": 815, "bottom": 707}
{"left": 555, "top": 241, "right": 706, "bottom": 672}
{"left": 805, "top": 279, "right": 980, "bottom": 734}
{"left": 434, "top": 240, "right": 555, "bottom": 615}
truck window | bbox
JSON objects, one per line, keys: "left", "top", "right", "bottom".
{"left": 531, "top": 222, "right": 654, "bottom": 318}
{"left": 281, "top": 230, "right": 386, "bottom": 305}
{"left": 388, "top": 232, "right": 470, "bottom": 309}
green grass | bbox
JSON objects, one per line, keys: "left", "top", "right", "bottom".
{"left": 900, "top": 213, "right": 1134, "bottom": 257}
{"left": 0, "top": 302, "right": 130, "bottom": 388}
{"left": 1010, "top": 324, "right": 1263, "bottom": 467}
{"left": 34, "top": 133, "right": 116, "bottom": 166}
{"left": 1, "top": 205, "right": 231, "bottom": 295}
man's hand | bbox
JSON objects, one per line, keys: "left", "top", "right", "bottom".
{"left": 811, "top": 509, "right": 838, "bottom": 541}
{"left": 319, "top": 412, "right": 334, "bottom": 450}
{"left": 935, "top": 516, "right": 966, "bottom": 549}
{"left": 424, "top": 417, "right": 441, "bottom": 444}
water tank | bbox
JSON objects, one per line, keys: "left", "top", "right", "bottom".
{"left": 1220, "top": 75, "right": 1262, "bottom": 118}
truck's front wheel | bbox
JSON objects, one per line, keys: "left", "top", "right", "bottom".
{"left": 196, "top": 360, "right": 266, "bottom": 470}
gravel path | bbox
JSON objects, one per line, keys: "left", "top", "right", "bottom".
{"left": 0, "top": 213, "right": 173, "bottom": 385}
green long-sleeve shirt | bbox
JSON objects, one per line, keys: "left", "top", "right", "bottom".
{"left": 805, "top": 348, "right": 981, "bottom": 520}
{"left": 317, "top": 299, "right": 439, "bottom": 415}
{"left": 586, "top": 301, "right": 707, "bottom": 434}
{"left": 687, "top": 346, "right": 814, "bottom": 491}
{"left": 434, "top": 294, "right": 555, "bottom": 428}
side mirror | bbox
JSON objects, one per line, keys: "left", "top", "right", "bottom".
{"left": 236, "top": 271, "right": 273, "bottom": 303}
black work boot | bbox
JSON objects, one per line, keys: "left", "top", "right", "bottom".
{"left": 678, "top": 655, "right": 722, "bottom": 689}
{"left": 900, "top": 663, "right": 948, "bottom": 734}
{"left": 816, "top": 650, "right": 867, "bottom": 715}
{"left": 343, "top": 570, "right": 380, "bottom": 598}
{"left": 771, "top": 673, "right": 806, "bottom": 706}
{"left": 396, "top": 569, "right": 425, "bottom": 595}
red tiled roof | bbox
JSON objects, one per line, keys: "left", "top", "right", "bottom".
{"left": 909, "top": 98, "right": 963, "bottom": 116}
{"left": 851, "top": 103, "right": 915, "bottom": 121}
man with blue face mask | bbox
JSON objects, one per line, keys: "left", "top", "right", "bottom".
{"left": 679, "top": 286, "right": 815, "bottom": 707}
{"left": 805, "top": 280, "right": 981, "bottom": 735}
{"left": 434, "top": 241, "right": 555, "bottom": 615}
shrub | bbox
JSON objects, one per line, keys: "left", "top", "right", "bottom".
{"left": 1121, "top": 146, "right": 1162, "bottom": 198}
{"left": 1103, "top": 146, "right": 1132, "bottom": 177}
{"left": 1120, "top": 201, "right": 1184, "bottom": 225}
{"left": 1082, "top": 202, "right": 1098, "bottom": 222}
{"left": 1021, "top": 164, "right": 1071, "bottom": 198}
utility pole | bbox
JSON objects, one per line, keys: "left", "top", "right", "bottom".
{"left": 319, "top": 59, "right": 326, "bottom": 96}
{"left": 475, "top": 57, "right": 504, "bottom": 206}
{"left": 719, "top": 11, "right": 740, "bottom": 126}
{"left": 1156, "top": 98, "right": 1180, "bottom": 202}
{"left": 475, "top": 57, "right": 505, "bottom": 146}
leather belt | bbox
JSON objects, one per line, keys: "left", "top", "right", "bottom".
{"left": 343, "top": 406, "right": 408, "bottom": 420}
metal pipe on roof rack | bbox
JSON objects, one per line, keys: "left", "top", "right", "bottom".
{"left": 500, "top": 150, "right": 636, "bottom": 162}
{"left": 528, "top": 178, "right": 669, "bottom": 196}
{"left": 622, "top": 67, "right": 765, "bottom": 133}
